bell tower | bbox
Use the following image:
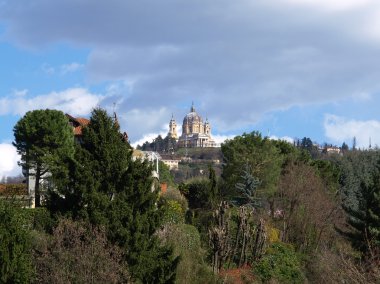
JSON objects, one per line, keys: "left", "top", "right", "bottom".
{"left": 204, "top": 118, "right": 211, "bottom": 137}
{"left": 168, "top": 114, "right": 178, "bottom": 139}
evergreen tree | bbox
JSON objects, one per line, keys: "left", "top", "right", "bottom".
{"left": 108, "top": 159, "right": 178, "bottom": 283}
{"left": 49, "top": 108, "right": 178, "bottom": 283}
{"left": 341, "top": 174, "right": 380, "bottom": 259}
{"left": 221, "top": 131, "right": 283, "bottom": 202}
{"left": 209, "top": 165, "right": 218, "bottom": 207}
{"left": 341, "top": 142, "right": 349, "bottom": 153}
{"left": 13, "top": 109, "right": 74, "bottom": 207}
{"left": 235, "top": 163, "right": 261, "bottom": 207}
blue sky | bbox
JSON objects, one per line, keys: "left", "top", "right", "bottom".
{"left": 2, "top": 0, "right": 380, "bottom": 178}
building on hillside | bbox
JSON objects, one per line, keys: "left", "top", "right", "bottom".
{"left": 132, "top": 150, "right": 164, "bottom": 191}
{"left": 324, "top": 146, "right": 341, "bottom": 155}
{"left": 161, "top": 158, "right": 180, "bottom": 170}
{"left": 132, "top": 150, "right": 161, "bottom": 180}
{"left": 168, "top": 103, "right": 218, "bottom": 148}
{"left": 66, "top": 113, "right": 129, "bottom": 143}
{"left": 66, "top": 114, "right": 90, "bottom": 142}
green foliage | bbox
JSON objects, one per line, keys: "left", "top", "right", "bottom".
{"left": 0, "top": 200, "right": 34, "bottom": 283}
{"left": 158, "top": 224, "right": 216, "bottom": 284}
{"left": 22, "top": 207, "right": 55, "bottom": 233}
{"left": 234, "top": 163, "right": 261, "bottom": 207}
{"left": 335, "top": 150, "right": 380, "bottom": 210}
{"left": 159, "top": 161, "right": 175, "bottom": 187}
{"left": 208, "top": 165, "right": 219, "bottom": 207}
{"left": 311, "top": 159, "right": 340, "bottom": 193}
{"left": 221, "top": 132, "right": 283, "bottom": 200}
{"left": 179, "top": 178, "right": 214, "bottom": 209}
{"left": 48, "top": 108, "right": 178, "bottom": 283}
{"left": 161, "top": 200, "right": 185, "bottom": 224}
{"left": 13, "top": 109, "right": 75, "bottom": 207}
{"left": 254, "top": 242, "right": 304, "bottom": 284}
{"left": 341, "top": 173, "right": 380, "bottom": 256}
{"left": 160, "top": 186, "right": 189, "bottom": 212}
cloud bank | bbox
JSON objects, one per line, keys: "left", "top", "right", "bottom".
{"left": 324, "top": 114, "right": 380, "bottom": 148}
{"left": 0, "top": 143, "right": 21, "bottom": 180}
{"left": 2, "top": 1, "right": 380, "bottom": 142}
{"left": 0, "top": 88, "right": 104, "bottom": 117}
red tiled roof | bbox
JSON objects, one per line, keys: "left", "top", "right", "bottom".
{"left": 75, "top": 118, "right": 90, "bottom": 126}
{"left": 66, "top": 114, "right": 90, "bottom": 136}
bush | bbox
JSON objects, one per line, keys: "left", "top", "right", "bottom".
{"left": 157, "top": 223, "right": 217, "bottom": 284}
{"left": 161, "top": 200, "right": 185, "bottom": 224}
{"left": 160, "top": 186, "right": 188, "bottom": 212}
{"left": 179, "top": 178, "right": 214, "bottom": 209}
{"left": 33, "top": 218, "right": 128, "bottom": 283}
{"left": 254, "top": 242, "right": 304, "bottom": 283}
{"left": 0, "top": 200, "right": 34, "bottom": 283}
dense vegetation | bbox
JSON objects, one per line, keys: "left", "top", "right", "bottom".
{"left": 1, "top": 109, "right": 380, "bottom": 283}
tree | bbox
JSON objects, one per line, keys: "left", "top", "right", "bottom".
{"left": 278, "top": 162, "right": 339, "bottom": 252}
{"left": 341, "top": 142, "right": 349, "bottom": 153}
{"left": 159, "top": 161, "right": 175, "bottom": 187}
{"left": 0, "top": 200, "right": 34, "bottom": 283}
{"left": 179, "top": 178, "right": 213, "bottom": 209}
{"left": 13, "top": 109, "right": 74, "bottom": 207}
{"left": 209, "top": 165, "right": 219, "bottom": 207}
{"left": 221, "top": 132, "right": 283, "bottom": 208}
{"left": 340, "top": 174, "right": 380, "bottom": 266}
{"left": 234, "top": 163, "right": 261, "bottom": 207}
{"left": 48, "top": 108, "right": 178, "bottom": 283}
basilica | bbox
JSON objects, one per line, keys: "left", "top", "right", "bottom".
{"left": 167, "top": 104, "right": 218, "bottom": 148}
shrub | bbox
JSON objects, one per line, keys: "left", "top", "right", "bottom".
{"left": 0, "top": 200, "right": 34, "bottom": 283}
{"left": 162, "top": 200, "right": 185, "bottom": 224}
{"left": 254, "top": 242, "right": 304, "bottom": 283}
{"left": 33, "top": 218, "right": 128, "bottom": 283}
{"left": 157, "top": 223, "right": 217, "bottom": 284}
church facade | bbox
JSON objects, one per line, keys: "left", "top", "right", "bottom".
{"left": 168, "top": 104, "right": 218, "bottom": 148}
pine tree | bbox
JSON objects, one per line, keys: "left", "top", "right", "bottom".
{"left": 341, "top": 174, "right": 380, "bottom": 262}
{"left": 13, "top": 109, "right": 74, "bottom": 207}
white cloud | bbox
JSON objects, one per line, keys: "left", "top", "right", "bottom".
{"left": 119, "top": 107, "right": 170, "bottom": 144}
{"left": 0, "top": 87, "right": 104, "bottom": 116}
{"left": 0, "top": 143, "right": 21, "bottom": 180}
{"left": 4, "top": 0, "right": 380, "bottom": 140}
{"left": 131, "top": 132, "right": 167, "bottom": 149}
{"left": 324, "top": 114, "right": 380, "bottom": 148}
{"left": 212, "top": 134, "right": 237, "bottom": 145}
{"left": 60, "top": 62, "right": 83, "bottom": 75}
{"left": 269, "top": 135, "right": 295, "bottom": 144}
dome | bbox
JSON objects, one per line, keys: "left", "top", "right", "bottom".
{"left": 183, "top": 104, "right": 203, "bottom": 124}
